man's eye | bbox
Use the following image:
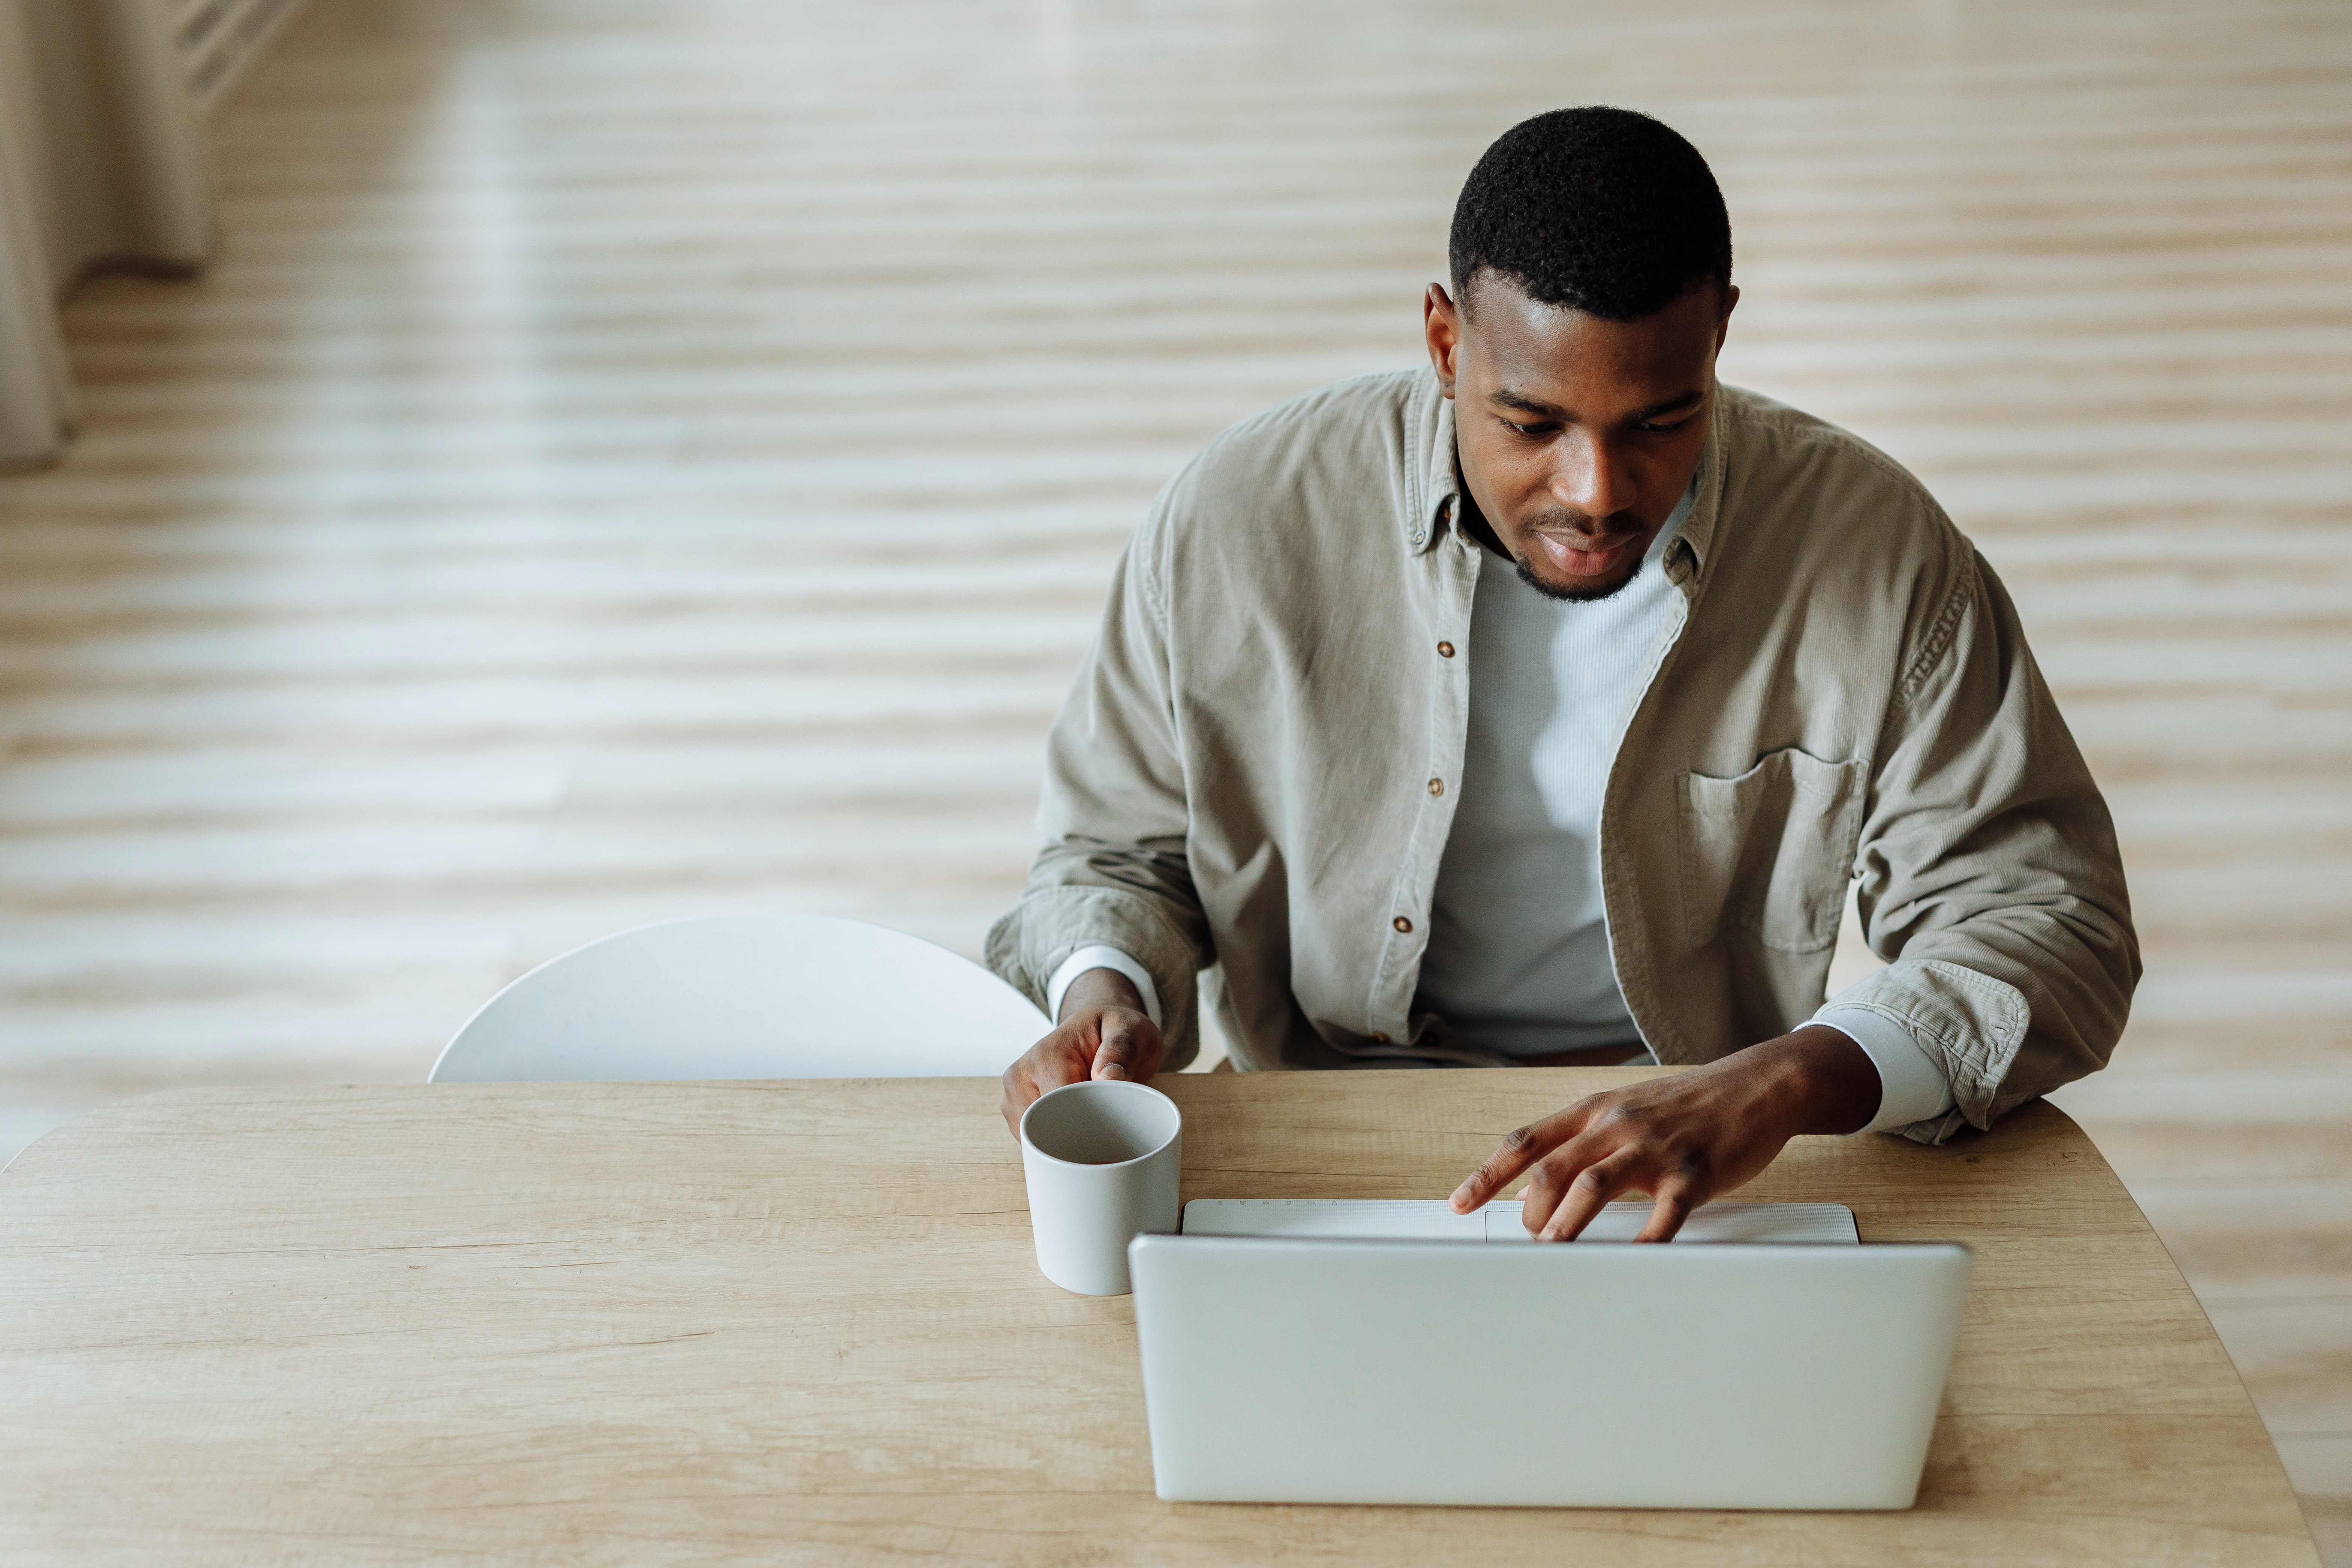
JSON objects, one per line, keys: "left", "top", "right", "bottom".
{"left": 1635, "top": 418, "right": 1696, "bottom": 436}
{"left": 1504, "top": 420, "right": 1553, "bottom": 438}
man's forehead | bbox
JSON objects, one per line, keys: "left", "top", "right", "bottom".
{"left": 1463, "top": 274, "right": 1721, "bottom": 400}
{"left": 1486, "top": 382, "right": 1702, "bottom": 422}
{"left": 1463, "top": 267, "right": 1724, "bottom": 329}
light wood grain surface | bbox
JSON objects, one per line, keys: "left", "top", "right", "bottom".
{"left": 0, "top": 1070, "right": 2321, "bottom": 1565}
{"left": 0, "top": 0, "right": 2346, "bottom": 1553}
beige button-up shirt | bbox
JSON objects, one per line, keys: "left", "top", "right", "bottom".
{"left": 986, "top": 369, "right": 2138, "bottom": 1143}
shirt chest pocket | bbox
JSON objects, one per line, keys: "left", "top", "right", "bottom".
{"left": 1675, "top": 748, "right": 1868, "bottom": 954}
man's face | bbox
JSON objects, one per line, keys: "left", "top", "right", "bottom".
{"left": 1424, "top": 273, "right": 1735, "bottom": 600}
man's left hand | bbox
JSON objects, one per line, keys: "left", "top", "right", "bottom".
{"left": 1447, "top": 1025, "right": 1882, "bottom": 1242}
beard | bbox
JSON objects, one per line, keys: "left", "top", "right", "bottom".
{"left": 1510, "top": 506, "right": 1649, "bottom": 603}
{"left": 1515, "top": 552, "right": 1643, "bottom": 603}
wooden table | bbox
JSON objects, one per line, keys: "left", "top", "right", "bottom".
{"left": 0, "top": 1069, "right": 2320, "bottom": 1565}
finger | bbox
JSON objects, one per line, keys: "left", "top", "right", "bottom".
{"left": 1000, "top": 1055, "right": 1056, "bottom": 1131}
{"left": 1450, "top": 1100, "right": 1597, "bottom": 1213}
{"left": 1514, "top": 1126, "right": 1614, "bottom": 1234}
{"left": 1633, "top": 1177, "right": 1702, "bottom": 1243}
{"left": 1536, "top": 1148, "right": 1646, "bottom": 1242}
{"left": 1092, "top": 1014, "right": 1163, "bottom": 1083}
{"left": 999, "top": 1034, "right": 1087, "bottom": 1135}
{"left": 999, "top": 1057, "right": 1042, "bottom": 1136}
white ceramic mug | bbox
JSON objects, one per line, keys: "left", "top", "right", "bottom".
{"left": 1018, "top": 1080, "right": 1182, "bottom": 1296}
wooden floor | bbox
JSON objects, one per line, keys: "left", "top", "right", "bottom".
{"left": 1, "top": 0, "right": 2346, "bottom": 1553}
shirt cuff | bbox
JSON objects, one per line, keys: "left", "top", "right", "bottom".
{"left": 1044, "top": 945, "right": 1164, "bottom": 1030}
{"left": 1811, "top": 1003, "right": 1958, "bottom": 1134}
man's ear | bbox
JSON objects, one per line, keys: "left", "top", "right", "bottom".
{"left": 1423, "top": 282, "right": 1462, "bottom": 397}
{"left": 1714, "top": 283, "right": 1740, "bottom": 355}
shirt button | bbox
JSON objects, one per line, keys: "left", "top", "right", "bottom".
{"left": 1393, "top": 915, "right": 1413, "bottom": 934}
{"left": 1428, "top": 778, "right": 1444, "bottom": 797}
{"left": 1436, "top": 641, "right": 1455, "bottom": 659}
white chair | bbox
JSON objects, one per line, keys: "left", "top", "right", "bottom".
{"left": 428, "top": 913, "right": 1051, "bottom": 1082}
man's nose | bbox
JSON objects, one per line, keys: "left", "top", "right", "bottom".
{"left": 1549, "top": 430, "right": 1636, "bottom": 524}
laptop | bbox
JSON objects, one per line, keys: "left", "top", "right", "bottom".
{"left": 1128, "top": 1199, "right": 1971, "bottom": 1510}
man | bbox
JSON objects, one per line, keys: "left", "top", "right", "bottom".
{"left": 988, "top": 107, "right": 2138, "bottom": 1243}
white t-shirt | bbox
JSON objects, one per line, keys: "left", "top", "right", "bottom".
{"left": 1410, "top": 489, "right": 1696, "bottom": 1057}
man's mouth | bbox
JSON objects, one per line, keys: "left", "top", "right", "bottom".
{"left": 1529, "top": 532, "right": 1640, "bottom": 579}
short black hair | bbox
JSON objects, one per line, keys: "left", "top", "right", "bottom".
{"left": 1449, "top": 106, "right": 1731, "bottom": 322}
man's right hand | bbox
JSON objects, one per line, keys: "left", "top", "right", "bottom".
{"left": 999, "top": 968, "right": 1166, "bottom": 1136}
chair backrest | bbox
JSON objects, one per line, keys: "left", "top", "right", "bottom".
{"left": 429, "top": 914, "right": 1051, "bottom": 1082}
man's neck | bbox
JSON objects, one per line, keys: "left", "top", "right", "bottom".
{"left": 1451, "top": 457, "right": 1513, "bottom": 561}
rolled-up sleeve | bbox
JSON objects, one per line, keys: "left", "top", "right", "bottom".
{"left": 985, "top": 500, "right": 1214, "bottom": 1068}
{"left": 1838, "top": 546, "right": 2140, "bottom": 1143}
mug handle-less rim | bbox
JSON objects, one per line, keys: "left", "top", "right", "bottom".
{"left": 1018, "top": 1080, "right": 1182, "bottom": 1171}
